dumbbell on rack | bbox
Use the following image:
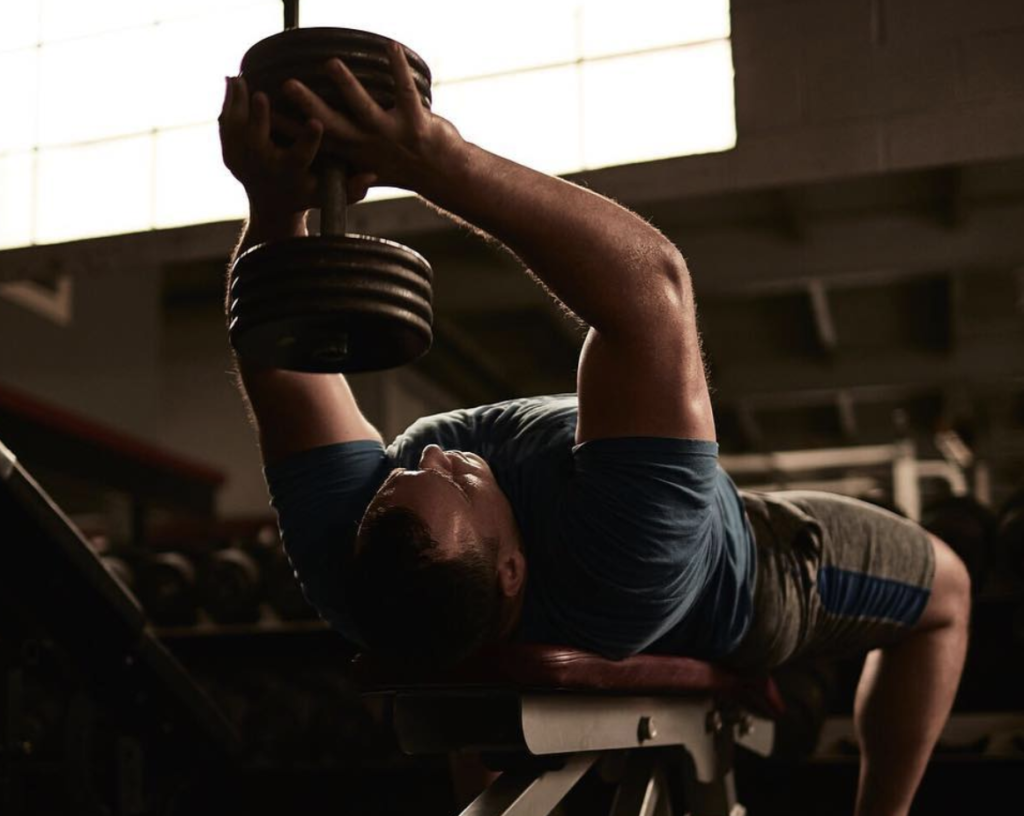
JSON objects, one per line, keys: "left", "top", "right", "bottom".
{"left": 228, "top": 26, "right": 434, "bottom": 373}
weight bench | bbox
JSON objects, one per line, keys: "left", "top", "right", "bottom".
{"left": 355, "top": 644, "right": 783, "bottom": 816}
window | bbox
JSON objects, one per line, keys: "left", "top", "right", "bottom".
{"left": 1, "top": 0, "right": 734, "bottom": 247}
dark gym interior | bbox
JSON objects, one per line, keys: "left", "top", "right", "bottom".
{"left": 1, "top": 1, "right": 1023, "bottom": 814}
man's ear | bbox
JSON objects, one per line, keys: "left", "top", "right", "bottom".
{"left": 497, "top": 548, "right": 526, "bottom": 598}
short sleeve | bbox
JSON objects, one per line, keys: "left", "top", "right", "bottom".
{"left": 541, "top": 437, "right": 721, "bottom": 658}
{"left": 264, "top": 441, "right": 391, "bottom": 646}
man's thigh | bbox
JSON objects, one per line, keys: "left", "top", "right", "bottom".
{"left": 726, "top": 491, "right": 936, "bottom": 670}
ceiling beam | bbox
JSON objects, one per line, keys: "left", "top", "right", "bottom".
{"left": 931, "top": 166, "right": 966, "bottom": 229}
{"left": 4, "top": 197, "right": 1024, "bottom": 306}
{"left": 712, "top": 340, "right": 1024, "bottom": 405}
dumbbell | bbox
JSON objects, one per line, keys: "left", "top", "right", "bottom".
{"left": 198, "top": 547, "right": 264, "bottom": 625}
{"left": 228, "top": 27, "right": 434, "bottom": 373}
{"left": 135, "top": 551, "right": 200, "bottom": 627}
{"left": 244, "top": 525, "right": 318, "bottom": 621}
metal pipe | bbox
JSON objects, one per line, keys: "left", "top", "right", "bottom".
{"left": 320, "top": 165, "right": 348, "bottom": 237}
{"left": 283, "top": 0, "right": 300, "bottom": 30}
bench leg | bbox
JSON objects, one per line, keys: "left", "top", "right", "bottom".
{"left": 609, "top": 752, "right": 673, "bottom": 816}
{"left": 458, "top": 752, "right": 599, "bottom": 816}
{"left": 673, "top": 737, "right": 745, "bottom": 816}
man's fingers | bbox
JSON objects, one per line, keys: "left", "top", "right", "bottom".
{"left": 283, "top": 78, "right": 360, "bottom": 139}
{"left": 219, "top": 77, "right": 249, "bottom": 165}
{"left": 284, "top": 119, "right": 324, "bottom": 171}
{"left": 219, "top": 76, "right": 233, "bottom": 122}
{"left": 233, "top": 76, "right": 250, "bottom": 122}
{"left": 388, "top": 42, "right": 425, "bottom": 122}
{"left": 250, "top": 91, "right": 272, "bottom": 146}
{"left": 270, "top": 110, "right": 306, "bottom": 140}
{"left": 324, "top": 58, "right": 388, "bottom": 130}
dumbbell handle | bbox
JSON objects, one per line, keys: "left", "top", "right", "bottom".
{"left": 283, "top": 0, "right": 300, "bottom": 30}
{"left": 320, "top": 164, "right": 347, "bottom": 236}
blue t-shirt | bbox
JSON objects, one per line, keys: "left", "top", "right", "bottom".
{"left": 264, "top": 394, "right": 756, "bottom": 660}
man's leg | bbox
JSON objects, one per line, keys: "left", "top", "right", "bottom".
{"left": 852, "top": 535, "right": 971, "bottom": 816}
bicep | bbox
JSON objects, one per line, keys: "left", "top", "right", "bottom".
{"left": 575, "top": 292, "right": 715, "bottom": 444}
{"left": 239, "top": 367, "right": 382, "bottom": 465}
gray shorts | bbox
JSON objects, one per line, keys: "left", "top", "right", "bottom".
{"left": 723, "top": 491, "right": 936, "bottom": 671}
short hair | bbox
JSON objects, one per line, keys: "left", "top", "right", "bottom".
{"left": 349, "top": 505, "right": 502, "bottom": 669}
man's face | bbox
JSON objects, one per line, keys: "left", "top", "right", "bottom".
{"left": 360, "top": 445, "right": 510, "bottom": 559}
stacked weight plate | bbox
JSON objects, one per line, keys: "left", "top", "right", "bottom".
{"left": 230, "top": 235, "right": 433, "bottom": 372}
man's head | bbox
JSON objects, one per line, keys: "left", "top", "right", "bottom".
{"left": 349, "top": 445, "right": 526, "bottom": 668}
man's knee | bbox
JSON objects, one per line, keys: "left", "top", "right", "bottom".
{"left": 917, "top": 533, "right": 971, "bottom": 632}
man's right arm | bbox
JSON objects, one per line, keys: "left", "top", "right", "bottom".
{"left": 220, "top": 76, "right": 382, "bottom": 465}
{"left": 230, "top": 211, "right": 382, "bottom": 463}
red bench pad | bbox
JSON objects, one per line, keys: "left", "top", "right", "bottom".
{"left": 353, "top": 643, "right": 784, "bottom": 719}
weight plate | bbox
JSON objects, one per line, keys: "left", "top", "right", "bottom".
{"left": 240, "top": 28, "right": 431, "bottom": 155}
{"left": 230, "top": 235, "right": 432, "bottom": 300}
{"left": 229, "top": 236, "right": 433, "bottom": 373}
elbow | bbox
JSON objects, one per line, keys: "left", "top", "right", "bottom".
{"left": 653, "top": 244, "right": 694, "bottom": 317}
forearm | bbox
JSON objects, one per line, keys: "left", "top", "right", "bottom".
{"left": 229, "top": 209, "right": 382, "bottom": 464}
{"left": 417, "top": 140, "right": 691, "bottom": 336}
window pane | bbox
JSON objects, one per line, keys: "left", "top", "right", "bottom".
{"left": 434, "top": 67, "right": 581, "bottom": 176}
{"left": 0, "top": 153, "right": 35, "bottom": 249}
{"left": 581, "top": 0, "right": 731, "bottom": 59}
{"left": 0, "top": 0, "right": 41, "bottom": 52}
{"left": 155, "top": 0, "right": 278, "bottom": 25}
{"left": 0, "top": 49, "right": 40, "bottom": 153}
{"left": 35, "top": 135, "right": 154, "bottom": 244}
{"left": 582, "top": 41, "right": 736, "bottom": 170}
{"left": 40, "top": 0, "right": 156, "bottom": 43}
{"left": 303, "top": 0, "right": 579, "bottom": 82}
{"left": 154, "top": 3, "right": 281, "bottom": 128}
{"left": 38, "top": 27, "right": 156, "bottom": 145}
{"left": 154, "top": 124, "right": 247, "bottom": 228}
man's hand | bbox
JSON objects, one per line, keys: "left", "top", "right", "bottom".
{"left": 281, "top": 43, "right": 464, "bottom": 195}
{"left": 219, "top": 75, "right": 325, "bottom": 220}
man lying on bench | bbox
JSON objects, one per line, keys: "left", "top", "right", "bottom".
{"left": 218, "top": 45, "right": 970, "bottom": 816}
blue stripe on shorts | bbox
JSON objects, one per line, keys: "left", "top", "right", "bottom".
{"left": 817, "top": 566, "right": 930, "bottom": 626}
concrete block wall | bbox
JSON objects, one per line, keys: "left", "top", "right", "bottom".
{"left": 730, "top": 0, "right": 1024, "bottom": 180}
{"left": 0, "top": 265, "right": 162, "bottom": 440}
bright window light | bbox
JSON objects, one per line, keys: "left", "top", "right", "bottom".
{"left": 38, "top": 27, "right": 157, "bottom": 146}
{"left": 0, "top": 50, "right": 39, "bottom": 153}
{"left": 1, "top": 1, "right": 41, "bottom": 52}
{"left": 39, "top": 0, "right": 157, "bottom": 44}
{"left": 2, "top": 0, "right": 734, "bottom": 248}
{"left": 153, "top": 3, "right": 281, "bottom": 129}
{"left": 582, "top": 41, "right": 737, "bottom": 168}
{"left": 580, "top": 0, "right": 731, "bottom": 58}
{"left": 433, "top": 67, "right": 581, "bottom": 176}
{"left": 155, "top": 124, "right": 248, "bottom": 229}
{"left": 304, "top": 0, "right": 581, "bottom": 82}
{"left": 35, "top": 136, "right": 153, "bottom": 244}
{"left": 0, "top": 153, "right": 35, "bottom": 249}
